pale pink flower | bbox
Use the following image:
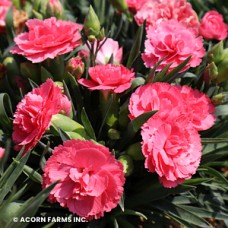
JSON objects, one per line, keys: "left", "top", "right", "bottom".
{"left": 0, "top": 147, "right": 5, "bottom": 159}
{"left": 141, "top": 111, "right": 202, "bottom": 188}
{"left": 12, "top": 79, "right": 71, "bottom": 154}
{"left": 142, "top": 19, "right": 205, "bottom": 72}
{"left": 128, "top": 82, "right": 182, "bottom": 120}
{"left": 135, "top": 0, "right": 199, "bottom": 34}
{"left": 0, "top": 0, "right": 11, "bottom": 32}
{"left": 78, "top": 64, "right": 135, "bottom": 93}
{"left": 10, "top": 17, "right": 82, "bottom": 63}
{"left": 176, "top": 85, "right": 216, "bottom": 131}
{"left": 95, "top": 38, "right": 123, "bottom": 65}
{"left": 42, "top": 139, "right": 125, "bottom": 220}
{"left": 199, "top": 10, "right": 228, "bottom": 41}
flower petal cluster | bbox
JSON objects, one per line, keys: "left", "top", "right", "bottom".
{"left": 42, "top": 139, "right": 125, "bottom": 220}
{"left": 10, "top": 17, "right": 82, "bottom": 63}
{"left": 12, "top": 79, "right": 71, "bottom": 154}
{"left": 78, "top": 64, "right": 135, "bottom": 93}
{"left": 199, "top": 10, "right": 228, "bottom": 41}
{"left": 141, "top": 111, "right": 202, "bottom": 188}
{"left": 142, "top": 19, "right": 205, "bottom": 72}
{"left": 133, "top": 0, "right": 199, "bottom": 34}
{"left": 129, "top": 82, "right": 215, "bottom": 187}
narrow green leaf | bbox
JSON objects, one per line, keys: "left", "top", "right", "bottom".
{"left": 5, "top": 6, "right": 15, "bottom": 44}
{"left": 202, "top": 138, "right": 228, "bottom": 144}
{"left": 163, "top": 56, "right": 192, "bottom": 82}
{"left": 153, "top": 200, "right": 210, "bottom": 228}
{"left": 123, "top": 209, "right": 147, "bottom": 220}
{"left": 118, "top": 194, "right": 124, "bottom": 212}
{"left": 6, "top": 181, "right": 58, "bottom": 228}
{"left": 28, "top": 79, "right": 39, "bottom": 89}
{"left": 184, "top": 178, "right": 213, "bottom": 185}
{"left": 216, "top": 105, "right": 228, "bottom": 116}
{"left": 23, "top": 165, "right": 42, "bottom": 184}
{"left": 113, "top": 218, "right": 119, "bottom": 228}
{"left": 198, "top": 166, "right": 228, "bottom": 185}
{"left": 153, "top": 64, "right": 172, "bottom": 82}
{"left": 0, "top": 93, "right": 13, "bottom": 134}
{"left": 126, "top": 25, "right": 143, "bottom": 68}
{"left": 81, "top": 108, "right": 96, "bottom": 140}
{"left": 59, "top": 128, "right": 71, "bottom": 142}
{"left": 0, "top": 150, "right": 31, "bottom": 205}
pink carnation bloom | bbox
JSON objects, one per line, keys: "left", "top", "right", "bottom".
{"left": 10, "top": 17, "right": 82, "bottom": 63}
{"left": 0, "top": 0, "right": 11, "bottom": 32}
{"left": 199, "top": 10, "right": 228, "bottom": 41}
{"left": 135, "top": 0, "right": 199, "bottom": 34}
{"left": 0, "top": 147, "right": 5, "bottom": 159}
{"left": 142, "top": 19, "right": 205, "bottom": 72}
{"left": 12, "top": 79, "right": 71, "bottom": 154}
{"left": 95, "top": 38, "right": 123, "bottom": 65}
{"left": 42, "top": 139, "right": 125, "bottom": 220}
{"left": 141, "top": 111, "right": 202, "bottom": 188}
{"left": 78, "top": 64, "right": 135, "bottom": 93}
{"left": 128, "top": 82, "right": 182, "bottom": 120}
{"left": 176, "top": 85, "right": 216, "bottom": 131}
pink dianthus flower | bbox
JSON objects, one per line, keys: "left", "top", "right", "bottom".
{"left": 78, "top": 64, "right": 135, "bottom": 93}
{"left": 142, "top": 19, "right": 205, "bottom": 72}
{"left": 12, "top": 79, "right": 71, "bottom": 154}
{"left": 42, "top": 139, "right": 125, "bottom": 220}
{"left": 11, "top": 17, "right": 82, "bottom": 63}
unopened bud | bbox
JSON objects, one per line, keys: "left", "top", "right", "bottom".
{"left": 211, "top": 93, "right": 226, "bottom": 106}
{"left": 66, "top": 57, "right": 85, "bottom": 80}
{"left": 118, "top": 154, "right": 134, "bottom": 176}
{"left": 207, "top": 41, "right": 224, "bottom": 64}
{"left": 108, "top": 128, "right": 120, "bottom": 140}
{"left": 204, "top": 62, "right": 218, "bottom": 84}
{"left": 84, "top": 6, "right": 101, "bottom": 40}
{"left": 109, "top": 0, "right": 128, "bottom": 12}
{"left": 46, "top": 0, "right": 63, "bottom": 18}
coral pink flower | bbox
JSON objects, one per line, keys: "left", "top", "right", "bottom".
{"left": 141, "top": 111, "right": 202, "bottom": 188}
{"left": 42, "top": 139, "right": 125, "bottom": 220}
{"left": 176, "top": 85, "right": 216, "bottom": 131}
{"left": 134, "top": 0, "right": 199, "bottom": 34}
{"left": 10, "top": 17, "right": 82, "bottom": 63}
{"left": 12, "top": 79, "right": 71, "bottom": 154}
{"left": 78, "top": 64, "right": 135, "bottom": 93}
{"left": 95, "top": 38, "right": 123, "bottom": 65}
{"left": 0, "top": 147, "right": 5, "bottom": 159}
{"left": 142, "top": 19, "right": 205, "bottom": 72}
{"left": 0, "top": 0, "right": 11, "bottom": 32}
{"left": 126, "top": 0, "right": 148, "bottom": 13}
{"left": 199, "top": 10, "right": 228, "bottom": 41}
{"left": 128, "top": 83, "right": 182, "bottom": 120}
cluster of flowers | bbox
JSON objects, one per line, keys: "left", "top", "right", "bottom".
{"left": 0, "top": 0, "right": 227, "bottom": 222}
{"left": 129, "top": 82, "right": 215, "bottom": 187}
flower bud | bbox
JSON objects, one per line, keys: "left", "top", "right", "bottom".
{"left": 207, "top": 41, "right": 224, "bottom": 64}
{"left": 108, "top": 128, "right": 120, "bottom": 140}
{"left": 3, "top": 57, "right": 20, "bottom": 77}
{"left": 66, "top": 57, "right": 85, "bottom": 80}
{"left": 109, "top": 0, "right": 128, "bottom": 12}
{"left": 84, "top": 5, "right": 101, "bottom": 40}
{"left": 203, "top": 62, "right": 218, "bottom": 84}
{"left": 211, "top": 93, "right": 226, "bottom": 106}
{"left": 51, "top": 114, "right": 87, "bottom": 138}
{"left": 46, "top": 0, "right": 63, "bottom": 19}
{"left": 126, "top": 142, "right": 144, "bottom": 160}
{"left": 217, "top": 55, "right": 228, "bottom": 84}
{"left": 118, "top": 154, "right": 134, "bottom": 176}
